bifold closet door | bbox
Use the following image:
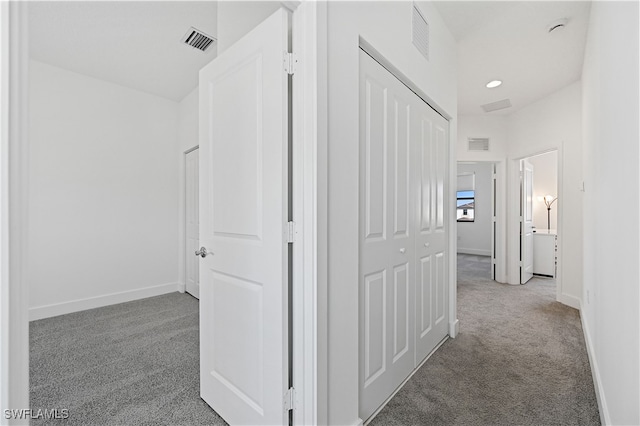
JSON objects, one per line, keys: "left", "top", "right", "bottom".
{"left": 359, "top": 51, "right": 416, "bottom": 420}
{"left": 414, "top": 94, "right": 449, "bottom": 363}
{"left": 359, "top": 49, "right": 450, "bottom": 422}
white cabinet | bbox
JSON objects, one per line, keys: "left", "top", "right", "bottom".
{"left": 533, "top": 230, "right": 557, "bottom": 277}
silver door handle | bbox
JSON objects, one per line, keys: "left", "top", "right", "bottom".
{"left": 195, "top": 247, "right": 212, "bottom": 258}
{"left": 400, "top": 248, "right": 406, "bottom": 254}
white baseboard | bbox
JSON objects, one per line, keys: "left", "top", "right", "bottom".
{"left": 456, "top": 248, "right": 491, "bottom": 257}
{"left": 177, "top": 282, "right": 186, "bottom": 293}
{"left": 351, "top": 418, "right": 364, "bottom": 426}
{"left": 449, "top": 318, "right": 459, "bottom": 338}
{"left": 557, "top": 293, "right": 581, "bottom": 310}
{"left": 580, "top": 304, "right": 610, "bottom": 425}
{"left": 29, "top": 282, "right": 181, "bottom": 321}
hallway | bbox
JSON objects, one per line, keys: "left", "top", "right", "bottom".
{"left": 370, "top": 254, "right": 599, "bottom": 425}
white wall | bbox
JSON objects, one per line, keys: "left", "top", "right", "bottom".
{"left": 216, "top": 1, "right": 281, "bottom": 54}
{"left": 457, "top": 163, "right": 492, "bottom": 256}
{"left": 528, "top": 151, "right": 558, "bottom": 231}
{"left": 507, "top": 82, "right": 582, "bottom": 307}
{"left": 325, "top": 2, "right": 457, "bottom": 424}
{"left": 457, "top": 115, "right": 508, "bottom": 162}
{"left": 581, "top": 2, "right": 640, "bottom": 424}
{"left": 28, "top": 60, "right": 180, "bottom": 319}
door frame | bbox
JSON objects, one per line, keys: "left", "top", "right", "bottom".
{"left": 1, "top": 2, "right": 321, "bottom": 424}
{"left": 508, "top": 148, "right": 564, "bottom": 303}
{"left": 358, "top": 38, "right": 458, "bottom": 340}
{"left": 182, "top": 145, "right": 199, "bottom": 297}
{"left": 455, "top": 160, "right": 506, "bottom": 283}
{"left": 1, "top": 0, "right": 30, "bottom": 415}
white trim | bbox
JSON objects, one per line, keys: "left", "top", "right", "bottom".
{"left": 291, "top": 2, "right": 321, "bottom": 425}
{"left": 1, "top": 1, "right": 29, "bottom": 418}
{"left": 449, "top": 318, "right": 459, "bottom": 338}
{"left": 580, "top": 304, "right": 610, "bottom": 425}
{"left": 29, "top": 283, "right": 181, "bottom": 321}
{"left": 456, "top": 248, "right": 492, "bottom": 257}
{"left": 180, "top": 145, "right": 198, "bottom": 297}
{"left": 557, "top": 293, "right": 580, "bottom": 311}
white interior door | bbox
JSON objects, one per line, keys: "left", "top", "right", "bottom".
{"left": 359, "top": 50, "right": 449, "bottom": 422}
{"left": 521, "top": 159, "right": 534, "bottom": 284}
{"left": 414, "top": 78, "right": 449, "bottom": 365}
{"left": 359, "top": 51, "right": 416, "bottom": 420}
{"left": 186, "top": 148, "right": 199, "bottom": 299}
{"left": 198, "top": 9, "right": 289, "bottom": 425}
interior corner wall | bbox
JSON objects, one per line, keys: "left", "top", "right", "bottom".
{"left": 216, "top": 1, "right": 281, "bottom": 55}
{"left": 528, "top": 151, "right": 558, "bottom": 231}
{"left": 506, "top": 83, "right": 583, "bottom": 306}
{"left": 581, "top": 1, "right": 640, "bottom": 424}
{"left": 457, "top": 163, "right": 492, "bottom": 256}
{"left": 27, "top": 60, "right": 180, "bottom": 320}
{"left": 325, "top": 2, "right": 457, "bottom": 424}
{"left": 176, "top": 87, "right": 199, "bottom": 292}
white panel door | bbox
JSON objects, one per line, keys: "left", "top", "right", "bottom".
{"left": 414, "top": 96, "right": 449, "bottom": 363}
{"left": 198, "top": 9, "right": 289, "bottom": 426}
{"left": 359, "top": 51, "right": 416, "bottom": 421}
{"left": 186, "top": 148, "right": 200, "bottom": 299}
{"left": 521, "top": 159, "right": 534, "bottom": 284}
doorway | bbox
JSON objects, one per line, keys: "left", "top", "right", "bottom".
{"left": 184, "top": 147, "right": 199, "bottom": 299}
{"left": 456, "top": 162, "right": 496, "bottom": 281}
{"left": 520, "top": 151, "right": 559, "bottom": 286}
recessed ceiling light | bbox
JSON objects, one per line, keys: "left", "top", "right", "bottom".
{"left": 486, "top": 80, "right": 502, "bottom": 89}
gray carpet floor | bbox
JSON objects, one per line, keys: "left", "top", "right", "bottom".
{"left": 31, "top": 254, "right": 600, "bottom": 425}
{"left": 30, "top": 293, "right": 227, "bottom": 425}
{"left": 370, "top": 254, "right": 600, "bottom": 426}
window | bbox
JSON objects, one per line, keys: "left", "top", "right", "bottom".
{"left": 457, "top": 190, "right": 475, "bottom": 222}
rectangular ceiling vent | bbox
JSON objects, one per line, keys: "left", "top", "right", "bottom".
{"left": 481, "top": 98, "right": 512, "bottom": 113}
{"left": 412, "top": 4, "right": 429, "bottom": 61}
{"left": 468, "top": 138, "right": 490, "bottom": 151}
{"left": 181, "top": 27, "right": 216, "bottom": 53}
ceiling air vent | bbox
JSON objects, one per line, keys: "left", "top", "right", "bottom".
{"left": 468, "top": 138, "right": 490, "bottom": 151}
{"left": 481, "top": 98, "right": 512, "bottom": 113}
{"left": 181, "top": 27, "right": 216, "bottom": 52}
{"left": 412, "top": 4, "right": 429, "bottom": 61}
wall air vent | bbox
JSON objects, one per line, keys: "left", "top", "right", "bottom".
{"left": 412, "top": 4, "right": 429, "bottom": 61}
{"left": 181, "top": 27, "right": 216, "bottom": 52}
{"left": 481, "top": 98, "right": 512, "bottom": 113}
{"left": 468, "top": 138, "right": 490, "bottom": 152}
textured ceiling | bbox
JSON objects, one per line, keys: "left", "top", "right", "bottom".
{"left": 433, "top": 1, "right": 591, "bottom": 115}
{"left": 29, "top": 1, "right": 217, "bottom": 102}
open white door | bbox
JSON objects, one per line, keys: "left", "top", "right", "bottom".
{"left": 520, "top": 159, "right": 534, "bottom": 284}
{"left": 198, "top": 9, "right": 289, "bottom": 425}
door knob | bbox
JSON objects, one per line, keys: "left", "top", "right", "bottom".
{"left": 195, "top": 247, "right": 212, "bottom": 258}
{"left": 399, "top": 248, "right": 406, "bottom": 254}
{"left": 424, "top": 242, "right": 430, "bottom": 248}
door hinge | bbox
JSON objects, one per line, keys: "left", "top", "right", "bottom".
{"left": 284, "top": 52, "right": 297, "bottom": 75}
{"left": 284, "top": 387, "right": 296, "bottom": 411}
{"left": 287, "top": 221, "right": 295, "bottom": 244}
